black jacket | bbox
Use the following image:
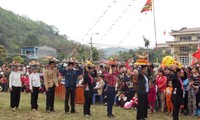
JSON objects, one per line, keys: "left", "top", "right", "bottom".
{"left": 171, "top": 73, "right": 184, "bottom": 105}
{"left": 83, "top": 71, "right": 95, "bottom": 97}
{"left": 137, "top": 72, "right": 147, "bottom": 95}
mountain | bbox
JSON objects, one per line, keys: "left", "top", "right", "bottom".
{"left": 101, "top": 47, "right": 129, "bottom": 58}
{"left": 0, "top": 7, "right": 76, "bottom": 54}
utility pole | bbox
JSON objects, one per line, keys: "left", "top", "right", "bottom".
{"left": 90, "top": 33, "right": 99, "bottom": 61}
{"left": 90, "top": 36, "right": 93, "bottom": 61}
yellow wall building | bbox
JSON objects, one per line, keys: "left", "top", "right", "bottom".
{"left": 158, "top": 27, "right": 200, "bottom": 66}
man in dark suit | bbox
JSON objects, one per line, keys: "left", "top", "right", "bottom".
{"left": 136, "top": 65, "right": 149, "bottom": 120}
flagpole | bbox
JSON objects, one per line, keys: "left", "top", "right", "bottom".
{"left": 152, "top": 0, "right": 157, "bottom": 48}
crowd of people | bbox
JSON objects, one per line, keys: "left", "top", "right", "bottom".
{"left": 1, "top": 55, "right": 200, "bottom": 120}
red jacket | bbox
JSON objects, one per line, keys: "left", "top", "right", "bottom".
{"left": 156, "top": 76, "right": 167, "bottom": 92}
{"left": 21, "top": 76, "right": 29, "bottom": 85}
{"left": 0, "top": 77, "right": 7, "bottom": 84}
{"left": 148, "top": 85, "right": 156, "bottom": 102}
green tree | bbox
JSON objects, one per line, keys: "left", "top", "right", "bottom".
{"left": 0, "top": 45, "right": 7, "bottom": 58}
{"left": 118, "top": 51, "right": 132, "bottom": 61}
{"left": 57, "top": 52, "right": 68, "bottom": 62}
{"left": 13, "top": 56, "right": 24, "bottom": 64}
{"left": 0, "top": 45, "right": 8, "bottom": 65}
{"left": 92, "top": 47, "right": 99, "bottom": 61}
{"left": 24, "top": 35, "right": 40, "bottom": 46}
{"left": 77, "top": 45, "right": 87, "bottom": 62}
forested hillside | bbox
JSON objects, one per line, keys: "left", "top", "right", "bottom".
{"left": 0, "top": 7, "right": 76, "bottom": 54}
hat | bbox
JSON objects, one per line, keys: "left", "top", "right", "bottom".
{"left": 85, "top": 60, "right": 95, "bottom": 67}
{"left": 63, "top": 57, "right": 77, "bottom": 64}
{"left": 11, "top": 65, "right": 18, "bottom": 69}
{"left": 9, "top": 61, "right": 22, "bottom": 68}
{"left": 107, "top": 58, "right": 119, "bottom": 66}
{"left": 29, "top": 60, "right": 40, "bottom": 66}
{"left": 44, "top": 56, "right": 59, "bottom": 64}
{"left": 31, "top": 65, "right": 39, "bottom": 70}
{"left": 134, "top": 52, "right": 149, "bottom": 65}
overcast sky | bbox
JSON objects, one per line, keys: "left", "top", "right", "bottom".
{"left": 0, "top": 0, "right": 200, "bottom": 48}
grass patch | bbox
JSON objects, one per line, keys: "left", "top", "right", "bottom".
{"left": 0, "top": 92, "right": 198, "bottom": 120}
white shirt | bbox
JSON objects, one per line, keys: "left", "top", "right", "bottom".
{"left": 95, "top": 81, "right": 100, "bottom": 88}
{"left": 9, "top": 67, "right": 26, "bottom": 88}
{"left": 144, "top": 75, "right": 149, "bottom": 93}
{"left": 29, "top": 73, "right": 42, "bottom": 90}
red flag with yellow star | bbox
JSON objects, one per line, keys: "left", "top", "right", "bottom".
{"left": 141, "top": 0, "right": 152, "bottom": 13}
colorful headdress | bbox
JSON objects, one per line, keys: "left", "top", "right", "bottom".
{"left": 29, "top": 60, "right": 40, "bottom": 69}
{"left": 63, "top": 57, "right": 78, "bottom": 64}
{"left": 134, "top": 52, "right": 149, "bottom": 65}
{"left": 9, "top": 60, "right": 22, "bottom": 67}
{"left": 85, "top": 60, "right": 95, "bottom": 67}
{"left": 107, "top": 57, "right": 119, "bottom": 66}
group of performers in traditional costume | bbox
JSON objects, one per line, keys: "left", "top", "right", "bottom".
{"left": 4, "top": 50, "right": 198, "bottom": 120}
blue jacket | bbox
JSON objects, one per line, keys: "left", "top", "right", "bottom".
{"left": 59, "top": 64, "right": 83, "bottom": 88}
{"left": 183, "top": 78, "right": 189, "bottom": 92}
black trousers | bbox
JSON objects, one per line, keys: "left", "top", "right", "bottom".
{"left": 65, "top": 87, "right": 75, "bottom": 113}
{"left": 196, "top": 90, "right": 200, "bottom": 108}
{"left": 107, "top": 86, "right": 115, "bottom": 115}
{"left": 84, "top": 91, "right": 92, "bottom": 115}
{"left": 10, "top": 86, "right": 21, "bottom": 108}
{"left": 173, "top": 104, "right": 180, "bottom": 120}
{"left": 137, "top": 93, "right": 148, "bottom": 120}
{"left": 31, "top": 87, "right": 39, "bottom": 109}
{"left": 183, "top": 91, "right": 188, "bottom": 110}
{"left": 46, "top": 86, "right": 55, "bottom": 111}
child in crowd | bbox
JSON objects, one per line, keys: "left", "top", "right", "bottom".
{"left": 118, "top": 92, "right": 128, "bottom": 107}
{"left": 0, "top": 73, "right": 8, "bottom": 92}
{"left": 148, "top": 80, "right": 156, "bottom": 113}
{"left": 165, "top": 80, "right": 173, "bottom": 114}
{"left": 21, "top": 75, "right": 30, "bottom": 93}
{"left": 187, "top": 79, "right": 197, "bottom": 116}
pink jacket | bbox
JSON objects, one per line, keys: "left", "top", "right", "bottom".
{"left": 148, "top": 85, "right": 156, "bottom": 102}
{"left": 156, "top": 76, "right": 167, "bottom": 92}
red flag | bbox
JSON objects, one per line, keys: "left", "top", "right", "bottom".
{"left": 141, "top": 0, "right": 152, "bottom": 13}
{"left": 192, "top": 49, "right": 200, "bottom": 60}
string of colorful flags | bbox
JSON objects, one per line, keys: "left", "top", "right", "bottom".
{"left": 98, "top": 0, "right": 152, "bottom": 45}
{"left": 118, "top": 14, "right": 146, "bottom": 45}
{"left": 81, "top": 0, "right": 117, "bottom": 43}
{"left": 97, "top": 2, "right": 134, "bottom": 44}
{"left": 68, "top": 0, "right": 117, "bottom": 58}
{"left": 69, "top": 0, "right": 153, "bottom": 58}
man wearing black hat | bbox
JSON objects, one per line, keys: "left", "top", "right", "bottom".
{"left": 136, "top": 65, "right": 149, "bottom": 120}
{"left": 59, "top": 61, "right": 83, "bottom": 113}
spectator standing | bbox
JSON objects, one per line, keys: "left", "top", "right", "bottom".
{"left": 136, "top": 65, "right": 149, "bottom": 120}
{"left": 156, "top": 69, "right": 167, "bottom": 112}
